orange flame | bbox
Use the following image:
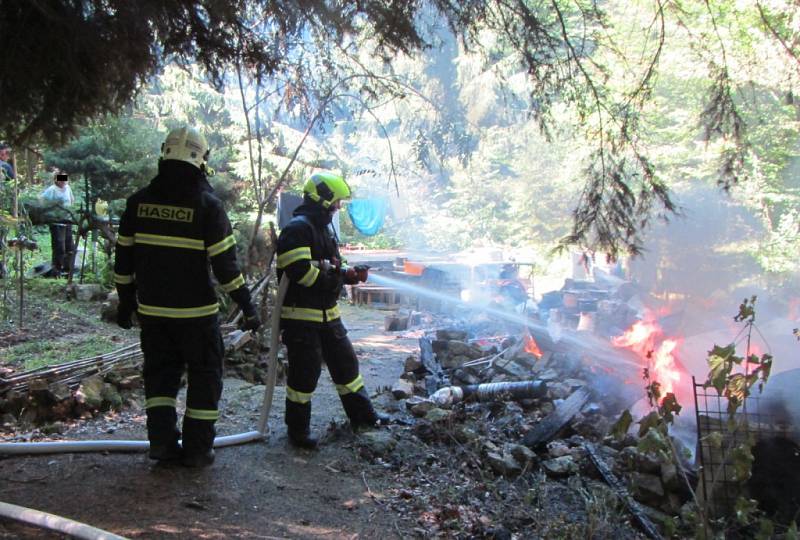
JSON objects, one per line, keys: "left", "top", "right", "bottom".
{"left": 524, "top": 333, "right": 543, "bottom": 358}
{"left": 612, "top": 314, "right": 681, "bottom": 398}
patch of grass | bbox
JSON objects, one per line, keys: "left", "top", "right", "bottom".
{"left": 7, "top": 334, "right": 118, "bottom": 371}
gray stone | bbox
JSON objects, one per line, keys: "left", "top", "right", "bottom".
{"left": 358, "top": 431, "right": 397, "bottom": 457}
{"left": 582, "top": 402, "right": 602, "bottom": 415}
{"left": 547, "top": 441, "right": 571, "bottom": 458}
{"left": 47, "top": 382, "right": 73, "bottom": 402}
{"left": 487, "top": 452, "right": 522, "bottom": 477}
{"left": 41, "top": 421, "right": 65, "bottom": 435}
{"left": 538, "top": 369, "right": 559, "bottom": 381}
{"left": 563, "top": 378, "right": 586, "bottom": 390}
{"left": 441, "top": 354, "right": 469, "bottom": 369}
{"left": 424, "top": 408, "right": 452, "bottom": 423}
{"left": 101, "top": 383, "right": 123, "bottom": 409}
{"left": 660, "top": 461, "right": 682, "bottom": 491}
{"left": 542, "top": 455, "right": 578, "bottom": 477}
{"left": 539, "top": 402, "right": 555, "bottom": 416}
{"left": 619, "top": 446, "right": 661, "bottom": 474}
{"left": 548, "top": 383, "right": 572, "bottom": 400}
{"left": 76, "top": 376, "right": 105, "bottom": 409}
{"left": 391, "top": 379, "right": 415, "bottom": 400}
{"left": 70, "top": 283, "right": 108, "bottom": 302}
{"left": 404, "top": 355, "right": 423, "bottom": 372}
{"left": 508, "top": 444, "right": 537, "bottom": 466}
{"left": 452, "top": 425, "right": 479, "bottom": 444}
{"left": 628, "top": 472, "right": 665, "bottom": 504}
{"left": 405, "top": 396, "right": 435, "bottom": 417}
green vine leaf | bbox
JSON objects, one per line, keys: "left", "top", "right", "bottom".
{"left": 706, "top": 344, "right": 737, "bottom": 394}
{"left": 731, "top": 444, "right": 754, "bottom": 482}
{"left": 734, "top": 296, "right": 757, "bottom": 323}
{"left": 659, "top": 392, "right": 682, "bottom": 424}
{"left": 637, "top": 411, "right": 662, "bottom": 438}
{"left": 734, "top": 496, "right": 758, "bottom": 525}
{"left": 610, "top": 409, "right": 633, "bottom": 440}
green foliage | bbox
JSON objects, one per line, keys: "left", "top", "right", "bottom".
{"left": 7, "top": 335, "right": 116, "bottom": 371}
{"left": 45, "top": 116, "right": 161, "bottom": 208}
{"left": 609, "top": 409, "right": 633, "bottom": 440}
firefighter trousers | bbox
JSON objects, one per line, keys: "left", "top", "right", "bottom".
{"left": 282, "top": 320, "right": 377, "bottom": 435}
{"left": 140, "top": 318, "right": 224, "bottom": 456}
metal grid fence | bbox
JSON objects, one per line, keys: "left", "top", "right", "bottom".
{"left": 692, "top": 376, "right": 788, "bottom": 516}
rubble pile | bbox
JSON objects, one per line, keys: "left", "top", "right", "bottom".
{"left": 0, "top": 367, "right": 143, "bottom": 434}
{"left": 368, "top": 312, "right": 696, "bottom": 536}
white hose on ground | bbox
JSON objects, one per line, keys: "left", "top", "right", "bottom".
{"left": 0, "top": 501, "right": 129, "bottom": 540}
{"left": 0, "top": 431, "right": 265, "bottom": 455}
{"left": 257, "top": 273, "right": 289, "bottom": 434}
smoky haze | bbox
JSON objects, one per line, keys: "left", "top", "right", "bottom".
{"left": 628, "top": 184, "right": 800, "bottom": 432}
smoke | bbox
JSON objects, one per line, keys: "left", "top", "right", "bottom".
{"left": 628, "top": 184, "right": 800, "bottom": 432}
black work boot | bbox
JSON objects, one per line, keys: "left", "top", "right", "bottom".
{"left": 341, "top": 387, "right": 389, "bottom": 432}
{"left": 286, "top": 399, "right": 318, "bottom": 450}
{"left": 149, "top": 442, "right": 182, "bottom": 462}
{"left": 147, "top": 408, "right": 181, "bottom": 462}
{"left": 182, "top": 448, "right": 215, "bottom": 468}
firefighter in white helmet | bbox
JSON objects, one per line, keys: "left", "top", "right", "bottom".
{"left": 114, "top": 126, "right": 260, "bottom": 467}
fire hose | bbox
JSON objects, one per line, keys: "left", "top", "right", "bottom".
{"left": 431, "top": 380, "right": 548, "bottom": 407}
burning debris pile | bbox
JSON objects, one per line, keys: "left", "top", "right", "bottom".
{"left": 366, "top": 280, "right": 699, "bottom": 536}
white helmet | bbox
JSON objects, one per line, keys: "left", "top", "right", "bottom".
{"left": 160, "top": 127, "right": 209, "bottom": 171}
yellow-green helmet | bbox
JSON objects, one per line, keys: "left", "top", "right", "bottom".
{"left": 160, "top": 127, "right": 210, "bottom": 171}
{"left": 303, "top": 172, "right": 351, "bottom": 208}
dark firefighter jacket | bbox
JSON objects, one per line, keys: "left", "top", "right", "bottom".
{"left": 114, "top": 162, "right": 253, "bottom": 322}
{"left": 276, "top": 202, "right": 344, "bottom": 326}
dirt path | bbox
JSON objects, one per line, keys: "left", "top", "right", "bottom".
{"left": 0, "top": 304, "right": 418, "bottom": 539}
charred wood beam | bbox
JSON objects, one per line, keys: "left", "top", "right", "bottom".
{"left": 522, "top": 387, "right": 590, "bottom": 449}
{"left": 584, "top": 442, "right": 663, "bottom": 540}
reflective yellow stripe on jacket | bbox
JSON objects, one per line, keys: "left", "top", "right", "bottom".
{"left": 277, "top": 247, "right": 311, "bottom": 268}
{"left": 297, "top": 265, "right": 319, "bottom": 287}
{"left": 207, "top": 234, "right": 236, "bottom": 257}
{"left": 138, "top": 302, "right": 219, "bottom": 318}
{"left": 280, "top": 304, "right": 340, "bottom": 323}
{"left": 134, "top": 233, "right": 205, "bottom": 251}
{"left": 220, "top": 274, "right": 245, "bottom": 293}
{"left": 117, "top": 234, "right": 134, "bottom": 247}
{"left": 114, "top": 273, "right": 134, "bottom": 285}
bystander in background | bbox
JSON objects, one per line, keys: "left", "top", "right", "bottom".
{"left": 40, "top": 173, "right": 75, "bottom": 277}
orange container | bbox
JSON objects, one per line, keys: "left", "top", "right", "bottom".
{"left": 403, "top": 261, "right": 425, "bottom": 276}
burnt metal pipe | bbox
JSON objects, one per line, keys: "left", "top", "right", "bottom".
{"left": 431, "top": 380, "right": 547, "bottom": 407}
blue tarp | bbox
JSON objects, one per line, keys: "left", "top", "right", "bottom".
{"left": 347, "top": 198, "right": 387, "bottom": 236}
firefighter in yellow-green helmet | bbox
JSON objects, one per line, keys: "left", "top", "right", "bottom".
{"left": 113, "top": 126, "right": 260, "bottom": 467}
{"left": 276, "top": 172, "right": 388, "bottom": 449}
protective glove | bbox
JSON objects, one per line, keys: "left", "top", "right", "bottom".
{"left": 239, "top": 304, "right": 261, "bottom": 332}
{"left": 354, "top": 265, "right": 369, "bottom": 283}
{"left": 343, "top": 267, "right": 359, "bottom": 285}
{"left": 240, "top": 314, "right": 261, "bottom": 332}
{"left": 117, "top": 302, "right": 136, "bottom": 329}
{"left": 343, "top": 265, "right": 370, "bottom": 285}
